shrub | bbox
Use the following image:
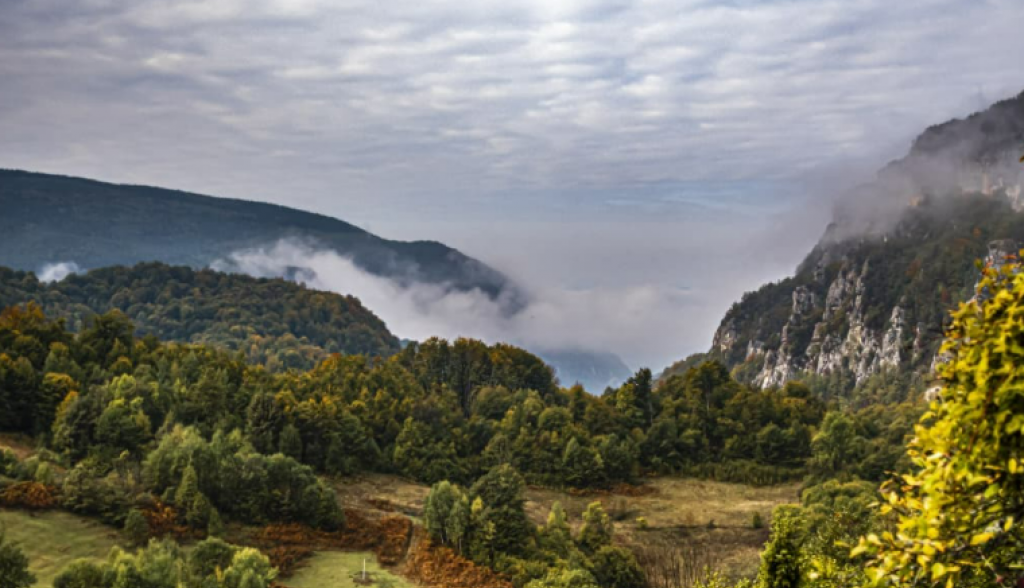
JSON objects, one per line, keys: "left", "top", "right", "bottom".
{"left": 1, "top": 481, "right": 57, "bottom": 509}
{"left": 752, "top": 512, "right": 764, "bottom": 529}
{"left": 124, "top": 509, "right": 149, "bottom": 546}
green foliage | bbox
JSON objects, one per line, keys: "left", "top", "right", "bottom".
{"left": 857, "top": 260, "right": 1024, "bottom": 586}
{"left": 0, "top": 527, "right": 35, "bottom": 588}
{"left": 589, "top": 545, "right": 647, "bottom": 588}
{"left": 470, "top": 465, "right": 534, "bottom": 557}
{"left": 144, "top": 425, "right": 344, "bottom": 530}
{"left": 124, "top": 509, "right": 149, "bottom": 547}
{"left": 51, "top": 537, "right": 277, "bottom": 588}
{"left": 578, "top": 502, "right": 613, "bottom": 553}
{"left": 525, "top": 568, "right": 600, "bottom": 588}
{"left": 756, "top": 507, "right": 803, "bottom": 588}
{"left": 52, "top": 560, "right": 105, "bottom": 588}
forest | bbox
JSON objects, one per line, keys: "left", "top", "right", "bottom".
{"left": 0, "top": 257, "right": 1020, "bottom": 588}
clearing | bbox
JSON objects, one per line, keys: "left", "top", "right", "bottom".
{"left": 285, "top": 551, "right": 414, "bottom": 588}
{"left": 0, "top": 508, "right": 120, "bottom": 587}
{"left": 333, "top": 473, "right": 799, "bottom": 579}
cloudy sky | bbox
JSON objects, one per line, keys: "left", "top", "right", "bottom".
{"left": 2, "top": 0, "right": 1022, "bottom": 369}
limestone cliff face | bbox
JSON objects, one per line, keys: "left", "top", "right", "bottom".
{"left": 710, "top": 232, "right": 1020, "bottom": 390}
{"left": 684, "top": 91, "right": 1024, "bottom": 393}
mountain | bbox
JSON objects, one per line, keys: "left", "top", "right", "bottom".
{"left": 0, "top": 262, "right": 401, "bottom": 370}
{"left": 0, "top": 169, "right": 519, "bottom": 304}
{"left": 666, "top": 90, "right": 1024, "bottom": 396}
{"left": 536, "top": 349, "right": 632, "bottom": 393}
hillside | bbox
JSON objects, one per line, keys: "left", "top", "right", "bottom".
{"left": 0, "top": 262, "right": 401, "bottom": 369}
{"left": 665, "top": 90, "right": 1024, "bottom": 395}
{"left": 0, "top": 169, "right": 519, "bottom": 303}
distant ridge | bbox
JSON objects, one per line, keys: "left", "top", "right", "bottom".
{"left": 0, "top": 168, "right": 520, "bottom": 304}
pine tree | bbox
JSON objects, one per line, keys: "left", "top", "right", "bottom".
{"left": 578, "top": 502, "right": 612, "bottom": 553}
{"left": 124, "top": 509, "right": 149, "bottom": 546}
{"left": 175, "top": 463, "right": 201, "bottom": 516}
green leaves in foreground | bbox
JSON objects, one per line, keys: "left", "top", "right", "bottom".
{"left": 855, "top": 258, "right": 1024, "bottom": 587}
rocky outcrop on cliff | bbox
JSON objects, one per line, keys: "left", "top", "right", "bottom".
{"left": 672, "top": 91, "right": 1024, "bottom": 395}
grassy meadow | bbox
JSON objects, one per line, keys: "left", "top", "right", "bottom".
{"left": 0, "top": 509, "right": 121, "bottom": 587}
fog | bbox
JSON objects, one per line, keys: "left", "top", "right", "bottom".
{"left": 37, "top": 261, "right": 81, "bottom": 283}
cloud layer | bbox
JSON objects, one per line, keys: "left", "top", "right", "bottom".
{"left": 2, "top": 0, "right": 1022, "bottom": 367}
{"left": 1, "top": 0, "right": 1021, "bottom": 216}
{"left": 216, "top": 239, "right": 702, "bottom": 369}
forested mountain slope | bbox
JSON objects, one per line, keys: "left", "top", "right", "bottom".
{"left": 0, "top": 169, "right": 518, "bottom": 302}
{"left": 664, "top": 90, "right": 1024, "bottom": 396}
{"left": 0, "top": 263, "right": 401, "bottom": 369}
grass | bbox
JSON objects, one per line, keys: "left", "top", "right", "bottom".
{"left": 525, "top": 478, "right": 801, "bottom": 579}
{"left": 0, "top": 508, "right": 121, "bottom": 587}
{"left": 285, "top": 551, "right": 414, "bottom": 588}
{"left": 335, "top": 472, "right": 798, "bottom": 580}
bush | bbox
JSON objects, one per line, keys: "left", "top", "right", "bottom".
{"left": 0, "top": 527, "right": 35, "bottom": 588}
{"left": 1, "top": 481, "right": 57, "bottom": 510}
{"left": 752, "top": 512, "right": 764, "bottom": 529}
{"left": 124, "top": 509, "right": 149, "bottom": 546}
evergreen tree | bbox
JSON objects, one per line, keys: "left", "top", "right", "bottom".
{"left": 469, "top": 465, "right": 533, "bottom": 557}
{"left": 578, "top": 502, "right": 613, "bottom": 553}
{"left": 124, "top": 509, "right": 149, "bottom": 546}
{"left": 174, "top": 462, "right": 201, "bottom": 514}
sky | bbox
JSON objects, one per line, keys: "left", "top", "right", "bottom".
{"left": 2, "top": 0, "right": 1023, "bottom": 370}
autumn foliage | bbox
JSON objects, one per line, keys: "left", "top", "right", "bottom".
{"left": 251, "top": 511, "right": 413, "bottom": 576}
{"left": 0, "top": 481, "right": 57, "bottom": 509}
{"left": 140, "top": 499, "right": 191, "bottom": 540}
{"left": 403, "top": 536, "right": 514, "bottom": 588}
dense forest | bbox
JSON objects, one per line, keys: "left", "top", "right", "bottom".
{"left": 0, "top": 295, "right": 921, "bottom": 587}
{"left": 0, "top": 263, "right": 401, "bottom": 371}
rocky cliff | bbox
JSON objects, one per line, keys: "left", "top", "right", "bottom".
{"left": 668, "top": 91, "right": 1024, "bottom": 395}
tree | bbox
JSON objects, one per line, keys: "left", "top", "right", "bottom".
{"left": 424, "top": 481, "right": 459, "bottom": 545}
{"left": 590, "top": 545, "right": 647, "bottom": 588}
{"left": 857, "top": 261, "right": 1024, "bottom": 586}
{"left": 207, "top": 508, "right": 225, "bottom": 538}
{"left": 563, "top": 438, "right": 605, "bottom": 488}
{"left": 52, "top": 560, "right": 104, "bottom": 588}
{"left": 578, "top": 502, "right": 613, "bottom": 553}
{"left": 540, "top": 502, "right": 574, "bottom": 558}
{"left": 124, "top": 509, "right": 149, "bottom": 546}
{"left": 756, "top": 507, "right": 802, "bottom": 588}
{"left": 469, "top": 464, "right": 533, "bottom": 557}
{"left": 0, "top": 528, "right": 35, "bottom": 588}
{"left": 808, "top": 412, "right": 864, "bottom": 480}
{"left": 279, "top": 423, "right": 303, "bottom": 460}
{"left": 174, "top": 462, "right": 201, "bottom": 513}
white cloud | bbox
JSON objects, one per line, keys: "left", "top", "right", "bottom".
{"left": 37, "top": 261, "right": 81, "bottom": 283}
{"left": 215, "top": 240, "right": 702, "bottom": 368}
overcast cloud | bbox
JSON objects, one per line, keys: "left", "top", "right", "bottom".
{"left": 1, "top": 0, "right": 1022, "bottom": 369}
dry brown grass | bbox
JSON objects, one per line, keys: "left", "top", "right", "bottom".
{"left": 328, "top": 473, "right": 798, "bottom": 580}
{"left": 0, "top": 433, "right": 35, "bottom": 460}
{"left": 331, "top": 474, "right": 431, "bottom": 519}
